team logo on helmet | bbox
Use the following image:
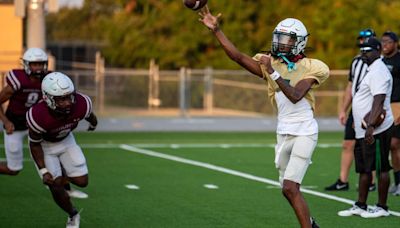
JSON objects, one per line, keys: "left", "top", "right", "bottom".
{"left": 42, "top": 72, "right": 76, "bottom": 115}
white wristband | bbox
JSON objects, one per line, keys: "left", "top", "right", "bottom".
{"left": 39, "top": 168, "right": 49, "bottom": 176}
{"left": 269, "top": 71, "right": 280, "bottom": 81}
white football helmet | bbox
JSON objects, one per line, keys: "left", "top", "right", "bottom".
{"left": 42, "top": 72, "right": 75, "bottom": 114}
{"left": 22, "top": 48, "right": 48, "bottom": 77}
{"left": 272, "top": 18, "right": 309, "bottom": 56}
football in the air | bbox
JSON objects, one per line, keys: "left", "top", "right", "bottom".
{"left": 183, "top": 0, "right": 208, "bottom": 11}
{"left": 361, "top": 110, "right": 386, "bottom": 129}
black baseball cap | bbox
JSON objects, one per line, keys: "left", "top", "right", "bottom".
{"left": 382, "top": 31, "right": 399, "bottom": 42}
{"left": 358, "top": 37, "right": 381, "bottom": 51}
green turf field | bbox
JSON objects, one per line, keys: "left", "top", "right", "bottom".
{"left": 0, "top": 132, "right": 399, "bottom": 227}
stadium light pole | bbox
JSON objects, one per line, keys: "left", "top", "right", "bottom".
{"left": 26, "top": 0, "right": 46, "bottom": 49}
{"left": 15, "top": 0, "right": 59, "bottom": 49}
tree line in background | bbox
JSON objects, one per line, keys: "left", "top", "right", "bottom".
{"left": 46, "top": 0, "right": 400, "bottom": 69}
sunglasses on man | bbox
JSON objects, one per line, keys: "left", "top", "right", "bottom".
{"left": 359, "top": 30, "right": 373, "bottom": 37}
{"left": 360, "top": 47, "right": 374, "bottom": 53}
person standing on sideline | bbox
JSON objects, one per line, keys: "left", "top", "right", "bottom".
{"left": 0, "top": 48, "right": 88, "bottom": 199}
{"left": 199, "top": 6, "right": 329, "bottom": 228}
{"left": 381, "top": 31, "right": 400, "bottom": 196}
{"left": 27, "top": 72, "right": 98, "bottom": 227}
{"left": 338, "top": 37, "right": 393, "bottom": 218}
{"left": 325, "top": 29, "right": 376, "bottom": 191}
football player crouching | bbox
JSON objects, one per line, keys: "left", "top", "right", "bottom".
{"left": 0, "top": 48, "right": 88, "bottom": 199}
{"left": 27, "top": 72, "right": 98, "bottom": 228}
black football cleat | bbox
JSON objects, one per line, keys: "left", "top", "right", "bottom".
{"left": 311, "top": 217, "right": 320, "bottom": 228}
{"left": 356, "top": 183, "right": 376, "bottom": 192}
{"left": 325, "top": 179, "right": 349, "bottom": 191}
{"left": 368, "top": 183, "right": 376, "bottom": 192}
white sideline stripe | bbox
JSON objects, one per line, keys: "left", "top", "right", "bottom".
{"left": 119, "top": 144, "right": 400, "bottom": 217}
{"left": 266, "top": 185, "right": 318, "bottom": 189}
{"left": 0, "top": 143, "right": 342, "bottom": 149}
{"left": 127, "top": 143, "right": 342, "bottom": 148}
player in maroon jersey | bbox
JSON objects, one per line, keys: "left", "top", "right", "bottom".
{"left": 0, "top": 48, "right": 47, "bottom": 175}
{"left": 27, "top": 72, "right": 98, "bottom": 228}
{"left": 0, "top": 48, "right": 87, "bottom": 199}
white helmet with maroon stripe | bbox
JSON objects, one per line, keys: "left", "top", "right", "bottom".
{"left": 22, "top": 48, "right": 48, "bottom": 77}
{"left": 42, "top": 72, "right": 75, "bottom": 114}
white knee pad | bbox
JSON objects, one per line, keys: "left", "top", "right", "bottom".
{"left": 4, "top": 131, "right": 26, "bottom": 171}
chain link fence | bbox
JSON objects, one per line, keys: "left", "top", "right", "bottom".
{"left": 1, "top": 55, "right": 349, "bottom": 117}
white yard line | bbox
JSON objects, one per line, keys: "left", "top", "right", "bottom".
{"left": 119, "top": 144, "right": 400, "bottom": 217}
{"left": 0, "top": 142, "right": 340, "bottom": 164}
{"left": 0, "top": 143, "right": 342, "bottom": 149}
{"left": 122, "top": 143, "right": 342, "bottom": 149}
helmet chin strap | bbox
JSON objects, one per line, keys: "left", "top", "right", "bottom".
{"left": 30, "top": 72, "right": 46, "bottom": 79}
{"left": 277, "top": 53, "right": 297, "bottom": 72}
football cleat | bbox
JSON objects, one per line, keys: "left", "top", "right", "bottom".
{"left": 311, "top": 217, "right": 319, "bottom": 228}
{"left": 325, "top": 179, "right": 349, "bottom": 191}
{"left": 356, "top": 183, "right": 376, "bottom": 192}
{"left": 66, "top": 213, "right": 80, "bottom": 228}
{"left": 338, "top": 204, "right": 366, "bottom": 217}
{"left": 368, "top": 183, "right": 376, "bottom": 192}
{"left": 389, "top": 184, "right": 400, "bottom": 196}
{"left": 360, "top": 206, "right": 390, "bottom": 218}
{"left": 67, "top": 189, "right": 88, "bottom": 199}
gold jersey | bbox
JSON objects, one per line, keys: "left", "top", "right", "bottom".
{"left": 253, "top": 54, "right": 330, "bottom": 111}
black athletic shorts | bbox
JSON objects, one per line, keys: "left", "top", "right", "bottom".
{"left": 391, "top": 124, "right": 400, "bottom": 138}
{"left": 344, "top": 111, "right": 355, "bottom": 140}
{"left": 354, "top": 126, "right": 393, "bottom": 173}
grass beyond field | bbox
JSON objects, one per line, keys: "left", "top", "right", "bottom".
{"left": 0, "top": 132, "right": 399, "bottom": 227}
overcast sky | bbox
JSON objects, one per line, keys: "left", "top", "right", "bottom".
{"left": 58, "top": 0, "right": 83, "bottom": 8}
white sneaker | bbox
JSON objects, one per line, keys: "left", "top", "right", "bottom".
{"left": 67, "top": 189, "right": 89, "bottom": 199}
{"left": 391, "top": 184, "right": 400, "bottom": 196}
{"left": 338, "top": 204, "right": 366, "bottom": 217}
{"left": 360, "top": 206, "right": 390, "bottom": 218}
{"left": 66, "top": 213, "right": 80, "bottom": 228}
{"left": 388, "top": 184, "right": 398, "bottom": 193}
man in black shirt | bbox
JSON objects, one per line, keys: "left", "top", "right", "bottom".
{"left": 382, "top": 31, "right": 400, "bottom": 196}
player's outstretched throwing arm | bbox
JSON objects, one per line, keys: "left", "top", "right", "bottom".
{"left": 198, "top": 6, "right": 262, "bottom": 78}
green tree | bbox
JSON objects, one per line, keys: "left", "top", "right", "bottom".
{"left": 46, "top": 0, "right": 400, "bottom": 69}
